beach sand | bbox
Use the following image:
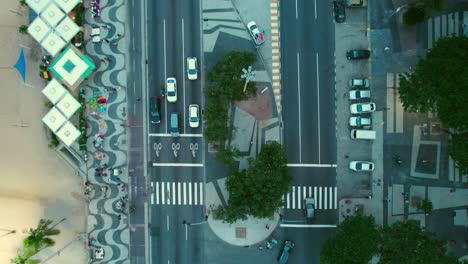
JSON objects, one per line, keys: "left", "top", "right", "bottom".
{"left": 0, "top": 1, "right": 87, "bottom": 263}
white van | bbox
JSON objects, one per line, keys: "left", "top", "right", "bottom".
{"left": 350, "top": 129, "right": 376, "bottom": 139}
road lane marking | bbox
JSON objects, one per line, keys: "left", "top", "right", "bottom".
{"left": 314, "top": 0, "right": 317, "bottom": 19}
{"left": 297, "top": 187, "right": 301, "bottom": 209}
{"left": 167, "top": 215, "right": 169, "bottom": 231}
{"left": 318, "top": 187, "right": 322, "bottom": 209}
{"left": 152, "top": 163, "right": 203, "bottom": 167}
{"left": 314, "top": 187, "right": 317, "bottom": 202}
{"left": 329, "top": 187, "right": 333, "bottom": 210}
{"left": 172, "top": 182, "right": 176, "bottom": 205}
{"left": 189, "top": 183, "right": 192, "bottom": 205}
{"left": 292, "top": 186, "right": 296, "bottom": 209}
{"left": 295, "top": 0, "right": 298, "bottom": 19}
{"left": 194, "top": 182, "right": 198, "bottom": 205}
{"left": 149, "top": 133, "right": 203, "bottom": 137}
{"left": 167, "top": 182, "right": 171, "bottom": 204}
{"left": 280, "top": 224, "right": 336, "bottom": 228}
{"left": 296, "top": 52, "right": 302, "bottom": 163}
{"left": 286, "top": 189, "right": 290, "bottom": 208}
{"left": 287, "top": 163, "right": 337, "bottom": 167}
{"left": 185, "top": 223, "right": 188, "bottom": 240}
{"left": 178, "top": 182, "right": 181, "bottom": 205}
{"left": 182, "top": 18, "right": 187, "bottom": 130}
{"left": 183, "top": 182, "right": 187, "bottom": 205}
{"left": 200, "top": 182, "right": 203, "bottom": 205}
{"left": 334, "top": 187, "right": 338, "bottom": 209}
{"left": 162, "top": 182, "right": 165, "bottom": 205}
{"left": 316, "top": 53, "right": 321, "bottom": 163}
{"left": 324, "top": 187, "right": 327, "bottom": 209}
{"left": 163, "top": 19, "right": 168, "bottom": 134}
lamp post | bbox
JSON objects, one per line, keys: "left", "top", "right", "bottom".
{"left": 388, "top": 3, "right": 409, "bottom": 20}
{"left": 241, "top": 66, "right": 256, "bottom": 93}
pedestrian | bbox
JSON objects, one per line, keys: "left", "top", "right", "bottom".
{"left": 121, "top": 184, "right": 127, "bottom": 192}
{"left": 105, "top": 57, "right": 112, "bottom": 62}
{"left": 265, "top": 224, "right": 269, "bottom": 230}
{"left": 117, "top": 214, "right": 122, "bottom": 220}
{"left": 100, "top": 58, "right": 107, "bottom": 63}
{"left": 449, "top": 188, "right": 456, "bottom": 193}
{"left": 101, "top": 24, "right": 111, "bottom": 30}
{"left": 104, "top": 39, "right": 110, "bottom": 44}
{"left": 116, "top": 33, "right": 122, "bottom": 37}
{"left": 101, "top": 173, "right": 107, "bottom": 177}
{"left": 344, "top": 154, "right": 349, "bottom": 159}
{"left": 136, "top": 98, "right": 142, "bottom": 102}
{"left": 384, "top": 46, "right": 390, "bottom": 51}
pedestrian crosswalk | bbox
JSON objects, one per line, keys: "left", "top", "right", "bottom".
{"left": 427, "top": 11, "right": 468, "bottom": 49}
{"left": 386, "top": 73, "right": 404, "bottom": 134}
{"left": 151, "top": 181, "right": 204, "bottom": 206}
{"left": 283, "top": 186, "right": 337, "bottom": 210}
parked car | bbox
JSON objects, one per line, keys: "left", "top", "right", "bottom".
{"left": 346, "top": 0, "right": 367, "bottom": 7}
{"left": 278, "top": 240, "right": 294, "bottom": 264}
{"left": 166, "top": 77, "right": 177, "bottom": 103}
{"left": 347, "top": 49, "right": 370, "bottom": 60}
{"left": 349, "top": 116, "right": 371, "bottom": 127}
{"left": 349, "top": 90, "right": 371, "bottom": 100}
{"left": 349, "top": 78, "right": 370, "bottom": 88}
{"left": 333, "top": 1, "right": 346, "bottom": 23}
{"left": 247, "top": 21, "right": 265, "bottom": 45}
{"left": 149, "top": 96, "right": 161, "bottom": 124}
{"left": 186, "top": 57, "right": 198, "bottom": 80}
{"left": 350, "top": 102, "right": 376, "bottom": 114}
{"left": 304, "top": 198, "right": 315, "bottom": 219}
{"left": 170, "top": 112, "right": 180, "bottom": 137}
{"left": 349, "top": 161, "right": 375, "bottom": 172}
{"left": 188, "top": 104, "right": 199, "bottom": 128}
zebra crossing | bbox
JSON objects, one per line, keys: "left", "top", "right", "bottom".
{"left": 427, "top": 11, "right": 468, "bottom": 49}
{"left": 283, "top": 186, "right": 337, "bottom": 210}
{"left": 151, "top": 181, "right": 204, "bottom": 206}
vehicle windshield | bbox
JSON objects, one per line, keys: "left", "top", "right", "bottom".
{"left": 357, "top": 105, "right": 363, "bottom": 112}
{"left": 168, "top": 91, "right": 175, "bottom": 96}
{"left": 189, "top": 69, "right": 196, "bottom": 74}
{"left": 356, "top": 117, "right": 362, "bottom": 126}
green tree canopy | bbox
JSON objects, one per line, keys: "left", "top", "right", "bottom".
{"left": 216, "top": 141, "right": 292, "bottom": 223}
{"left": 320, "top": 215, "right": 380, "bottom": 264}
{"left": 380, "top": 220, "right": 459, "bottom": 264}
{"left": 403, "top": 0, "right": 444, "bottom": 26}
{"left": 23, "top": 219, "right": 60, "bottom": 253}
{"left": 399, "top": 36, "right": 468, "bottom": 173}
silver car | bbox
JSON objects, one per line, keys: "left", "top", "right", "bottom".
{"left": 304, "top": 198, "right": 315, "bottom": 219}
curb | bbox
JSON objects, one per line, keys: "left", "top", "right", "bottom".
{"left": 271, "top": 0, "right": 282, "bottom": 114}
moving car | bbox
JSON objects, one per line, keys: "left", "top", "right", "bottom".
{"left": 186, "top": 57, "right": 198, "bottom": 80}
{"left": 166, "top": 77, "right": 177, "bottom": 103}
{"left": 170, "top": 112, "right": 180, "bottom": 137}
{"left": 188, "top": 104, "right": 199, "bottom": 128}
{"left": 247, "top": 21, "right": 265, "bottom": 45}
{"left": 349, "top": 78, "right": 370, "bottom": 88}
{"left": 350, "top": 102, "right": 376, "bottom": 114}
{"left": 304, "top": 197, "right": 315, "bottom": 219}
{"left": 349, "top": 90, "right": 371, "bottom": 100}
{"left": 278, "top": 240, "right": 294, "bottom": 264}
{"left": 349, "top": 116, "right": 371, "bottom": 127}
{"left": 149, "top": 96, "right": 161, "bottom": 124}
{"left": 347, "top": 49, "right": 370, "bottom": 60}
{"left": 333, "top": 1, "right": 346, "bottom": 23}
{"left": 349, "top": 161, "right": 375, "bottom": 172}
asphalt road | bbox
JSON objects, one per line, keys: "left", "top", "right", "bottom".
{"left": 280, "top": 0, "right": 338, "bottom": 263}
{"left": 147, "top": 0, "right": 205, "bottom": 264}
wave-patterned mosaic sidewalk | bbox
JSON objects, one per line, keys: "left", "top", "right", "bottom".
{"left": 82, "top": 0, "right": 130, "bottom": 263}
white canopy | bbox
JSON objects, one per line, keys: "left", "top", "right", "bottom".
{"left": 26, "top": 0, "right": 50, "bottom": 14}
{"left": 50, "top": 45, "right": 90, "bottom": 87}
{"left": 56, "top": 93, "right": 81, "bottom": 118}
{"left": 54, "top": 0, "right": 81, "bottom": 13}
{"left": 42, "top": 107, "right": 67, "bottom": 132}
{"left": 56, "top": 16, "right": 80, "bottom": 42}
{"left": 41, "top": 31, "right": 67, "bottom": 57}
{"left": 41, "top": 3, "right": 66, "bottom": 27}
{"left": 42, "top": 78, "right": 67, "bottom": 104}
{"left": 28, "top": 17, "right": 51, "bottom": 43}
{"left": 56, "top": 121, "right": 81, "bottom": 147}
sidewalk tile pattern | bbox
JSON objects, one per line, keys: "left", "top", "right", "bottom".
{"left": 270, "top": 0, "right": 282, "bottom": 113}
{"left": 83, "top": 0, "right": 130, "bottom": 263}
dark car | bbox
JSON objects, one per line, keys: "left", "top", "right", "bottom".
{"left": 278, "top": 240, "right": 294, "bottom": 264}
{"left": 333, "top": 1, "right": 346, "bottom": 23}
{"left": 347, "top": 49, "right": 370, "bottom": 60}
{"left": 150, "top": 96, "right": 161, "bottom": 124}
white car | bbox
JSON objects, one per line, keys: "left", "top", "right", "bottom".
{"left": 349, "top": 78, "right": 370, "bottom": 88}
{"left": 186, "top": 57, "right": 198, "bottom": 80}
{"left": 166, "top": 77, "right": 177, "bottom": 103}
{"left": 188, "top": 104, "right": 199, "bottom": 128}
{"left": 350, "top": 102, "right": 376, "bottom": 114}
{"left": 349, "top": 90, "right": 371, "bottom": 100}
{"left": 247, "top": 21, "right": 265, "bottom": 45}
{"left": 349, "top": 161, "right": 375, "bottom": 172}
{"left": 349, "top": 116, "right": 371, "bottom": 127}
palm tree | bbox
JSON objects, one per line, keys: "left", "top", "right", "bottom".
{"left": 18, "top": 25, "right": 28, "bottom": 34}
{"left": 10, "top": 253, "right": 40, "bottom": 264}
{"left": 23, "top": 219, "right": 61, "bottom": 254}
{"left": 19, "top": 0, "right": 27, "bottom": 7}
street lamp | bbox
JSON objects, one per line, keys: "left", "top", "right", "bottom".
{"left": 241, "top": 66, "right": 256, "bottom": 93}
{"left": 183, "top": 219, "right": 207, "bottom": 226}
{"left": 388, "top": 3, "right": 409, "bottom": 20}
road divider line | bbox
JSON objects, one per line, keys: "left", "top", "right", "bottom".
{"left": 152, "top": 163, "right": 203, "bottom": 167}
{"left": 156, "top": 182, "right": 159, "bottom": 205}
{"left": 297, "top": 52, "right": 302, "bottom": 163}
{"left": 178, "top": 182, "right": 181, "bottom": 205}
{"left": 287, "top": 163, "right": 337, "bottom": 167}
{"left": 280, "top": 224, "right": 337, "bottom": 228}
{"left": 149, "top": 133, "right": 203, "bottom": 137}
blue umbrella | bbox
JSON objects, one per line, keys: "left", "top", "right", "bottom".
{"left": 13, "top": 48, "right": 26, "bottom": 82}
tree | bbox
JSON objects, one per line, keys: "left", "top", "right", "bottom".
{"left": 320, "top": 215, "right": 380, "bottom": 264}
{"left": 216, "top": 142, "right": 291, "bottom": 223}
{"left": 416, "top": 199, "right": 433, "bottom": 214}
{"left": 398, "top": 36, "right": 468, "bottom": 173}
{"left": 23, "top": 219, "right": 60, "bottom": 254}
{"left": 380, "top": 220, "right": 459, "bottom": 264}
{"left": 403, "top": 0, "right": 444, "bottom": 26}
{"left": 10, "top": 254, "right": 40, "bottom": 264}
{"left": 18, "top": 25, "right": 28, "bottom": 34}
{"left": 19, "top": 0, "right": 27, "bottom": 7}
